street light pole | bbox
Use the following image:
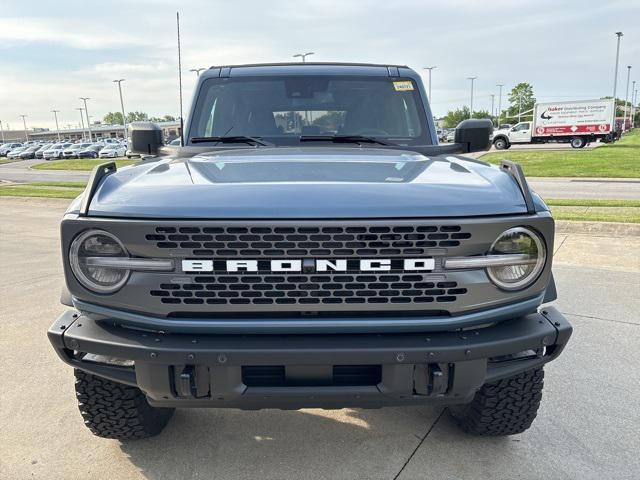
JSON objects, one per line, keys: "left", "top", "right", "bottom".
{"left": 51, "top": 110, "right": 61, "bottom": 141}
{"left": 423, "top": 66, "right": 436, "bottom": 102}
{"left": 0, "top": 120, "right": 4, "bottom": 143}
{"left": 612, "top": 32, "right": 623, "bottom": 100}
{"left": 490, "top": 94, "right": 495, "bottom": 124}
{"left": 189, "top": 68, "right": 205, "bottom": 76}
{"left": 467, "top": 77, "right": 477, "bottom": 118}
{"left": 19, "top": 115, "right": 29, "bottom": 141}
{"left": 293, "top": 52, "right": 314, "bottom": 62}
{"left": 79, "top": 97, "right": 92, "bottom": 142}
{"left": 623, "top": 66, "right": 632, "bottom": 132}
{"left": 496, "top": 84, "right": 504, "bottom": 128}
{"left": 113, "top": 79, "right": 127, "bottom": 140}
{"left": 76, "top": 107, "right": 86, "bottom": 141}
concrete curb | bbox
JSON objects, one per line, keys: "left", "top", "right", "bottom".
{"left": 556, "top": 220, "right": 640, "bottom": 237}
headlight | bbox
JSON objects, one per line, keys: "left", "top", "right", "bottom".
{"left": 69, "top": 230, "right": 130, "bottom": 293}
{"left": 487, "top": 227, "right": 546, "bottom": 291}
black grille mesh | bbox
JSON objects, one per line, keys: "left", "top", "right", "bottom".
{"left": 145, "top": 224, "right": 471, "bottom": 258}
{"left": 151, "top": 274, "right": 467, "bottom": 306}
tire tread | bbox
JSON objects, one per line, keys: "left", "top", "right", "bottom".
{"left": 74, "top": 369, "right": 174, "bottom": 440}
{"left": 449, "top": 367, "right": 544, "bottom": 436}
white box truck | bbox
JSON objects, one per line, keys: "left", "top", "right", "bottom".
{"left": 492, "top": 99, "right": 616, "bottom": 149}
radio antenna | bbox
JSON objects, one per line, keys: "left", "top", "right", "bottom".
{"left": 177, "top": 11, "right": 185, "bottom": 146}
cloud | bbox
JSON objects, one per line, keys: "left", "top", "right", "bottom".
{"left": 0, "top": 18, "right": 150, "bottom": 49}
{"left": 92, "top": 62, "right": 171, "bottom": 74}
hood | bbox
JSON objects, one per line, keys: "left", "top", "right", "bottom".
{"left": 84, "top": 147, "right": 530, "bottom": 219}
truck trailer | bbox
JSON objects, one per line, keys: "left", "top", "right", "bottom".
{"left": 493, "top": 98, "right": 616, "bottom": 149}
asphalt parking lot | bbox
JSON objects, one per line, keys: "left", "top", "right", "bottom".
{"left": 1, "top": 197, "right": 638, "bottom": 480}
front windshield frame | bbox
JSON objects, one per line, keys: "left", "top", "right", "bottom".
{"left": 187, "top": 75, "right": 434, "bottom": 147}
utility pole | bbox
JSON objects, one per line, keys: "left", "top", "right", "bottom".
{"left": 79, "top": 97, "right": 92, "bottom": 142}
{"left": 423, "top": 66, "right": 436, "bottom": 102}
{"left": 51, "top": 110, "right": 61, "bottom": 141}
{"left": 467, "top": 77, "right": 477, "bottom": 118}
{"left": 76, "top": 107, "right": 86, "bottom": 140}
{"left": 623, "top": 66, "right": 632, "bottom": 131}
{"left": 0, "top": 120, "right": 5, "bottom": 143}
{"left": 612, "top": 32, "right": 623, "bottom": 101}
{"left": 19, "top": 115, "right": 29, "bottom": 141}
{"left": 496, "top": 84, "right": 504, "bottom": 128}
{"left": 113, "top": 79, "right": 127, "bottom": 139}
{"left": 293, "top": 52, "right": 314, "bottom": 62}
{"left": 490, "top": 94, "right": 495, "bottom": 125}
{"left": 189, "top": 68, "right": 205, "bottom": 76}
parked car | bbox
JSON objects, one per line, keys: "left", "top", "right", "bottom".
{"left": 7, "top": 146, "right": 28, "bottom": 159}
{"left": 0, "top": 143, "right": 22, "bottom": 156}
{"left": 100, "top": 138, "right": 123, "bottom": 145}
{"left": 125, "top": 148, "right": 140, "bottom": 158}
{"left": 99, "top": 144, "right": 127, "bottom": 158}
{"left": 18, "top": 145, "right": 42, "bottom": 159}
{"left": 35, "top": 143, "right": 54, "bottom": 159}
{"left": 77, "top": 144, "right": 104, "bottom": 159}
{"left": 445, "top": 130, "right": 456, "bottom": 142}
{"left": 62, "top": 143, "right": 92, "bottom": 159}
{"left": 43, "top": 143, "right": 73, "bottom": 161}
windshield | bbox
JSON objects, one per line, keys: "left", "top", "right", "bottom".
{"left": 188, "top": 75, "right": 431, "bottom": 146}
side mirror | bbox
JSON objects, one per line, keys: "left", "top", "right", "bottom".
{"left": 129, "top": 122, "right": 163, "bottom": 156}
{"left": 454, "top": 119, "right": 493, "bottom": 153}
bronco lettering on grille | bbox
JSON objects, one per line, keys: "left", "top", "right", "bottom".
{"left": 182, "top": 258, "right": 435, "bottom": 273}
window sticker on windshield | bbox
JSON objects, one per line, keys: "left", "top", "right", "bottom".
{"left": 393, "top": 81, "right": 414, "bottom": 91}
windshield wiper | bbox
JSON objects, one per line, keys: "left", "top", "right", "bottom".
{"left": 299, "top": 135, "right": 391, "bottom": 146}
{"left": 190, "top": 136, "right": 272, "bottom": 146}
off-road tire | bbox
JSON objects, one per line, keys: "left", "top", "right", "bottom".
{"left": 74, "top": 369, "right": 174, "bottom": 440}
{"left": 449, "top": 367, "right": 544, "bottom": 436}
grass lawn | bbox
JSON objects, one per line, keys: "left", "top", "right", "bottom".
{"left": 545, "top": 198, "right": 640, "bottom": 223}
{"left": 481, "top": 129, "right": 640, "bottom": 178}
{"left": 32, "top": 158, "right": 136, "bottom": 171}
{"left": 0, "top": 181, "right": 86, "bottom": 199}
{"left": 0, "top": 159, "right": 16, "bottom": 165}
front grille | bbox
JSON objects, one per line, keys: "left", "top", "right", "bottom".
{"left": 151, "top": 274, "right": 467, "bottom": 306}
{"left": 145, "top": 224, "right": 472, "bottom": 258}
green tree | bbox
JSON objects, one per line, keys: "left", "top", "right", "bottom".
{"left": 504, "top": 83, "right": 536, "bottom": 122}
{"left": 601, "top": 96, "right": 636, "bottom": 118}
{"left": 443, "top": 106, "right": 471, "bottom": 128}
{"left": 103, "top": 112, "right": 124, "bottom": 125}
{"left": 126, "top": 111, "right": 148, "bottom": 122}
{"left": 471, "top": 110, "right": 493, "bottom": 120}
{"left": 149, "top": 114, "right": 177, "bottom": 123}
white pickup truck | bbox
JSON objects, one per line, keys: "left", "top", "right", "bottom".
{"left": 492, "top": 99, "right": 616, "bottom": 149}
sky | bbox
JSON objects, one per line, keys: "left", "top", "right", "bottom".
{"left": 0, "top": 0, "right": 638, "bottom": 131}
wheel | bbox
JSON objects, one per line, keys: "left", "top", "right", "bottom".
{"left": 74, "top": 369, "right": 174, "bottom": 440}
{"left": 92, "top": 152, "right": 98, "bottom": 158}
{"left": 448, "top": 367, "right": 544, "bottom": 436}
{"left": 570, "top": 136, "right": 585, "bottom": 148}
{"left": 493, "top": 137, "right": 508, "bottom": 150}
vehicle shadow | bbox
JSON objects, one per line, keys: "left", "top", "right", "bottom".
{"left": 119, "top": 405, "right": 458, "bottom": 480}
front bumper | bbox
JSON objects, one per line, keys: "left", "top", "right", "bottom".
{"left": 48, "top": 307, "right": 571, "bottom": 409}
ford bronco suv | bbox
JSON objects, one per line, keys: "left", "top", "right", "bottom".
{"left": 48, "top": 63, "right": 571, "bottom": 440}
